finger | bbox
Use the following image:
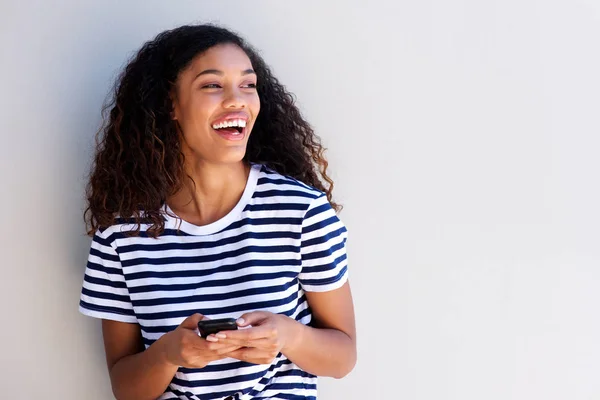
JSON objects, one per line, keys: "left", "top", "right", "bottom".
{"left": 228, "top": 347, "right": 278, "bottom": 364}
{"left": 215, "top": 345, "right": 243, "bottom": 355}
{"left": 197, "top": 338, "right": 239, "bottom": 352}
{"left": 179, "top": 313, "right": 205, "bottom": 330}
{"left": 218, "top": 338, "right": 275, "bottom": 350}
{"left": 215, "top": 325, "right": 274, "bottom": 342}
{"left": 236, "top": 311, "right": 269, "bottom": 327}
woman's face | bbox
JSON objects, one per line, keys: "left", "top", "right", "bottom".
{"left": 171, "top": 43, "right": 260, "bottom": 165}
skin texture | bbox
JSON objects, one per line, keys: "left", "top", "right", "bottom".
{"left": 167, "top": 44, "right": 261, "bottom": 226}
{"left": 100, "top": 44, "right": 356, "bottom": 400}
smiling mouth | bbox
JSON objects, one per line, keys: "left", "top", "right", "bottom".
{"left": 212, "top": 125, "right": 247, "bottom": 141}
{"left": 211, "top": 116, "right": 249, "bottom": 140}
{"left": 213, "top": 125, "right": 244, "bottom": 134}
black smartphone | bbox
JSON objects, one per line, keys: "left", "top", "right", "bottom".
{"left": 197, "top": 318, "right": 238, "bottom": 337}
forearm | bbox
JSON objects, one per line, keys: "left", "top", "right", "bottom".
{"left": 109, "top": 333, "right": 178, "bottom": 400}
{"left": 283, "top": 322, "right": 356, "bottom": 379}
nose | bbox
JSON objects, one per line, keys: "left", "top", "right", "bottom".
{"left": 223, "top": 87, "right": 246, "bottom": 109}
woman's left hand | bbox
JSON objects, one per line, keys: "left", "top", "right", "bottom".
{"left": 207, "top": 311, "right": 302, "bottom": 365}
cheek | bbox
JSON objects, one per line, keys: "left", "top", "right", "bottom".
{"left": 184, "top": 97, "right": 214, "bottom": 127}
{"left": 251, "top": 94, "right": 261, "bottom": 114}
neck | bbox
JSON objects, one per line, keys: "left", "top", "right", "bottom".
{"left": 167, "top": 160, "right": 250, "bottom": 227}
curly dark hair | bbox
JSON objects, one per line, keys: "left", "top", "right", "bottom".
{"left": 85, "top": 23, "right": 340, "bottom": 237}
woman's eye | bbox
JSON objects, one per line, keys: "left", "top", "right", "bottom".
{"left": 243, "top": 83, "right": 257, "bottom": 88}
{"left": 203, "top": 84, "right": 222, "bottom": 89}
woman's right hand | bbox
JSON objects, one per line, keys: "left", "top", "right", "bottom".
{"left": 160, "top": 313, "right": 241, "bottom": 368}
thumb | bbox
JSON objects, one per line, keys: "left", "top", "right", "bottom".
{"left": 237, "top": 311, "right": 268, "bottom": 327}
{"left": 179, "top": 313, "right": 205, "bottom": 330}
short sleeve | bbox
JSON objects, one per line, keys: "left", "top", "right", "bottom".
{"left": 298, "top": 194, "right": 349, "bottom": 292}
{"left": 79, "top": 229, "right": 137, "bottom": 323}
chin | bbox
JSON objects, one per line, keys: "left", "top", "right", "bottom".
{"left": 217, "top": 149, "right": 248, "bottom": 165}
{"left": 189, "top": 142, "right": 249, "bottom": 165}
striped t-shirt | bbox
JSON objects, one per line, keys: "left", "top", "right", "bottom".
{"left": 79, "top": 163, "right": 349, "bottom": 400}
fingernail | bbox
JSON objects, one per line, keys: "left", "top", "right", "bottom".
{"left": 206, "top": 335, "right": 218, "bottom": 342}
{"left": 237, "top": 318, "right": 245, "bottom": 325}
{"left": 216, "top": 333, "right": 226, "bottom": 339}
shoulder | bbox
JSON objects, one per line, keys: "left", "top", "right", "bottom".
{"left": 254, "top": 164, "right": 325, "bottom": 203}
{"left": 95, "top": 212, "right": 168, "bottom": 246}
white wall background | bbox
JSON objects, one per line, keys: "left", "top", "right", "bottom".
{"left": 1, "top": 1, "right": 599, "bottom": 399}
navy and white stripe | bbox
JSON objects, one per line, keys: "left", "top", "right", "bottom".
{"left": 79, "top": 163, "right": 349, "bottom": 400}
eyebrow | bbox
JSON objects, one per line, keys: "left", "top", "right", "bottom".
{"left": 194, "top": 68, "right": 256, "bottom": 80}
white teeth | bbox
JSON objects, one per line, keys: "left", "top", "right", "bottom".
{"left": 212, "top": 119, "right": 248, "bottom": 130}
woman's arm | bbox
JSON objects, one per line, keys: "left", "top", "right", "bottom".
{"left": 102, "top": 319, "right": 178, "bottom": 400}
{"left": 214, "top": 282, "right": 357, "bottom": 378}
{"left": 283, "top": 282, "right": 357, "bottom": 378}
{"left": 102, "top": 314, "right": 242, "bottom": 400}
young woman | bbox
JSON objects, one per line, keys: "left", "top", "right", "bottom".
{"left": 80, "top": 24, "right": 356, "bottom": 400}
